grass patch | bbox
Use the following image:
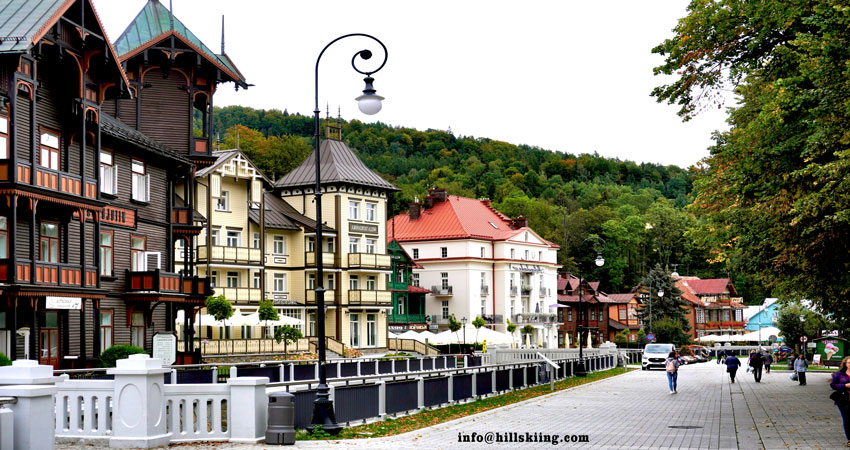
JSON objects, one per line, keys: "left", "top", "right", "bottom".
{"left": 296, "top": 367, "right": 630, "bottom": 440}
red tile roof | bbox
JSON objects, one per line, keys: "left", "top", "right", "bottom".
{"left": 606, "top": 293, "right": 636, "bottom": 304}
{"left": 407, "top": 285, "right": 431, "bottom": 294}
{"left": 388, "top": 195, "right": 558, "bottom": 246}
{"left": 684, "top": 278, "right": 734, "bottom": 296}
{"left": 675, "top": 280, "right": 704, "bottom": 306}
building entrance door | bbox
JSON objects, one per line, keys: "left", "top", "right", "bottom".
{"left": 39, "top": 328, "right": 59, "bottom": 369}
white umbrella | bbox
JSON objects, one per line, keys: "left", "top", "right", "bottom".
{"left": 740, "top": 327, "right": 781, "bottom": 342}
{"left": 398, "top": 330, "right": 425, "bottom": 342}
{"left": 698, "top": 334, "right": 731, "bottom": 343}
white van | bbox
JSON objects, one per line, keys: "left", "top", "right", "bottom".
{"left": 642, "top": 343, "right": 675, "bottom": 370}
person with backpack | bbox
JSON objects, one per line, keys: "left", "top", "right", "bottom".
{"left": 725, "top": 352, "right": 742, "bottom": 383}
{"left": 665, "top": 351, "right": 680, "bottom": 394}
{"left": 749, "top": 351, "right": 764, "bottom": 382}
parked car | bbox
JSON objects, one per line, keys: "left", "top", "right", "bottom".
{"left": 642, "top": 343, "right": 676, "bottom": 370}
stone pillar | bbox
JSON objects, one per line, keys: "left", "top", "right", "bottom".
{"left": 227, "top": 377, "right": 269, "bottom": 443}
{"left": 0, "top": 360, "right": 58, "bottom": 450}
{"left": 107, "top": 354, "right": 171, "bottom": 448}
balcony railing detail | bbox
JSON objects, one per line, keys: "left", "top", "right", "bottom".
{"left": 171, "top": 207, "right": 195, "bottom": 225}
{"left": 126, "top": 270, "right": 212, "bottom": 297}
{"left": 512, "top": 313, "right": 557, "bottom": 324}
{"left": 431, "top": 286, "right": 453, "bottom": 296}
{"left": 6, "top": 260, "right": 96, "bottom": 287}
{"left": 213, "top": 287, "right": 262, "bottom": 304}
{"left": 306, "top": 289, "right": 336, "bottom": 304}
{"left": 348, "top": 290, "right": 392, "bottom": 306}
{"left": 347, "top": 253, "right": 391, "bottom": 269}
{"left": 16, "top": 162, "right": 97, "bottom": 200}
{"left": 521, "top": 285, "right": 533, "bottom": 295}
{"left": 305, "top": 252, "right": 336, "bottom": 267}
{"left": 481, "top": 314, "right": 504, "bottom": 324}
{"left": 197, "top": 245, "right": 262, "bottom": 264}
{"left": 388, "top": 313, "right": 427, "bottom": 323}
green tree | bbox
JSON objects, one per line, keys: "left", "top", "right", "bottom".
{"left": 776, "top": 302, "right": 832, "bottom": 354}
{"left": 205, "top": 295, "right": 234, "bottom": 326}
{"left": 507, "top": 319, "right": 518, "bottom": 348}
{"left": 613, "top": 329, "right": 630, "bottom": 346}
{"left": 635, "top": 264, "right": 689, "bottom": 333}
{"left": 653, "top": 318, "right": 691, "bottom": 347}
{"left": 274, "top": 325, "right": 303, "bottom": 356}
{"left": 472, "top": 317, "right": 486, "bottom": 344}
{"left": 636, "top": 329, "right": 649, "bottom": 346}
{"left": 448, "top": 314, "right": 462, "bottom": 345}
{"left": 258, "top": 299, "right": 279, "bottom": 339}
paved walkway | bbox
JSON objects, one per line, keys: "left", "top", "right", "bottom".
{"left": 57, "top": 363, "right": 845, "bottom": 449}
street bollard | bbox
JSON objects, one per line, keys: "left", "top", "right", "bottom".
{"left": 266, "top": 392, "right": 296, "bottom": 445}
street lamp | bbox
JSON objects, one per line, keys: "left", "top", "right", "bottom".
{"left": 576, "top": 236, "right": 605, "bottom": 377}
{"left": 649, "top": 288, "right": 663, "bottom": 337}
{"left": 800, "top": 314, "right": 806, "bottom": 361}
{"left": 309, "top": 34, "right": 387, "bottom": 434}
{"left": 462, "top": 316, "right": 468, "bottom": 348}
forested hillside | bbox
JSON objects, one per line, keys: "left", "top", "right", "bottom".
{"left": 209, "top": 105, "right": 762, "bottom": 300}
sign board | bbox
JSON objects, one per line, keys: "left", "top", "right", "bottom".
{"left": 823, "top": 330, "right": 840, "bottom": 337}
{"left": 153, "top": 332, "right": 177, "bottom": 365}
{"left": 46, "top": 296, "right": 81, "bottom": 310}
{"left": 813, "top": 354, "right": 822, "bottom": 364}
{"left": 647, "top": 333, "right": 655, "bottom": 342}
{"left": 800, "top": 336, "right": 808, "bottom": 343}
{"left": 816, "top": 338, "right": 847, "bottom": 364}
{"left": 429, "top": 324, "right": 439, "bottom": 331}
{"left": 807, "top": 342, "right": 817, "bottom": 348}
{"left": 349, "top": 223, "right": 379, "bottom": 234}
{"left": 388, "top": 323, "right": 428, "bottom": 332}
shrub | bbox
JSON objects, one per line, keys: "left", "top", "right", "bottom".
{"left": 98, "top": 345, "right": 147, "bottom": 368}
{"left": 0, "top": 352, "right": 10, "bottom": 366}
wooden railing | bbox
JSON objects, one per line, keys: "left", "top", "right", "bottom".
{"left": 348, "top": 290, "right": 392, "bottom": 305}
{"left": 126, "top": 270, "right": 212, "bottom": 297}
{"left": 9, "top": 259, "right": 97, "bottom": 287}
{"left": 214, "top": 287, "right": 262, "bottom": 304}
{"left": 171, "top": 207, "right": 195, "bottom": 225}
{"left": 308, "top": 336, "right": 346, "bottom": 356}
{"left": 17, "top": 162, "right": 97, "bottom": 199}
{"left": 197, "top": 245, "right": 262, "bottom": 264}
{"left": 347, "top": 253, "right": 391, "bottom": 269}
{"left": 388, "top": 313, "right": 427, "bottom": 323}
{"left": 305, "top": 290, "right": 336, "bottom": 304}
{"left": 387, "top": 338, "right": 441, "bottom": 355}
{"left": 180, "top": 338, "right": 312, "bottom": 355}
{"left": 305, "top": 252, "right": 336, "bottom": 267}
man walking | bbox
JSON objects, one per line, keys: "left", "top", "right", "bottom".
{"left": 749, "top": 351, "right": 764, "bottom": 382}
{"left": 763, "top": 350, "right": 774, "bottom": 374}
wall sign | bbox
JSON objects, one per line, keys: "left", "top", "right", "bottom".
{"left": 74, "top": 205, "right": 137, "bottom": 228}
{"left": 46, "top": 296, "right": 81, "bottom": 310}
{"left": 153, "top": 332, "right": 177, "bottom": 365}
{"left": 349, "top": 223, "right": 379, "bottom": 234}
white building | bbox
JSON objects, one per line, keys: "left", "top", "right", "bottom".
{"left": 389, "top": 189, "right": 561, "bottom": 348}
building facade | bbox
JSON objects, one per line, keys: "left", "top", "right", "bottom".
{"left": 677, "top": 276, "right": 746, "bottom": 340}
{"left": 389, "top": 189, "right": 560, "bottom": 348}
{"left": 386, "top": 239, "right": 429, "bottom": 332}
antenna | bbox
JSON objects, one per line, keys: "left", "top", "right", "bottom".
{"left": 221, "top": 15, "right": 225, "bottom": 54}
{"left": 169, "top": 0, "right": 174, "bottom": 31}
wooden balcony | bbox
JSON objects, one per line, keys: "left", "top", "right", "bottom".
{"left": 214, "top": 287, "right": 262, "bottom": 304}
{"left": 171, "top": 207, "right": 195, "bottom": 225}
{"left": 388, "top": 313, "right": 427, "bottom": 323}
{"left": 6, "top": 259, "right": 97, "bottom": 287}
{"left": 347, "top": 253, "right": 391, "bottom": 269}
{"left": 348, "top": 290, "right": 392, "bottom": 306}
{"left": 305, "top": 252, "right": 337, "bottom": 267}
{"left": 126, "top": 270, "right": 212, "bottom": 298}
{"left": 197, "top": 245, "right": 262, "bottom": 264}
{"left": 13, "top": 162, "right": 97, "bottom": 200}
{"left": 306, "top": 289, "right": 336, "bottom": 304}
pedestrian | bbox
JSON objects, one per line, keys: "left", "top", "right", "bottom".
{"left": 763, "top": 350, "right": 774, "bottom": 374}
{"left": 830, "top": 356, "right": 850, "bottom": 447}
{"left": 665, "top": 351, "right": 680, "bottom": 394}
{"left": 716, "top": 349, "right": 726, "bottom": 364}
{"left": 748, "top": 351, "right": 764, "bottom": 382}
{"left": 725, "top": 352, "right": 742, "bottom": 383}
{"left": 794, "top": 352, "right": 808, "bottom": 386}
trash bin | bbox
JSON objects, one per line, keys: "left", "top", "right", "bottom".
{"left": 266, "top": 392, "right": 296, "bottom": 445}
{"left": 787, "top": 355, "right": 796, "bottom": 371}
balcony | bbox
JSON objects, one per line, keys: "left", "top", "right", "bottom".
{"left": 388, "top": 313, "right": 427, "bottom": 323}
{"left": 512, "top": 313, "right": 558, "bottom": 324}
{"left": 213, "top": 287, "right": 262, "bottom": 304}
{"left": 431, "top": 286, "right": 453, "bottom": 296}
{"left": 348, "top": 253, "right": 391, "bottom": 269}
{"left": 306, "top": 289, "right": 336, "bottom": 304}
{"left": 480, "top": 285, "right": 489, "bottom": 295}
{"left": 510, "top": 286, "right": 518, "bottom": 297}
{"left": 539, "top": 287, "right": 549, "bottom": 297}
{"left": 171, "top": 207, "right": 196, "bottom": 225}
{"left": 6, "top": 260, "right": 97, "bottom": 287}
{"left": 481, "top": 314, "right": 504, "bottom": 324}
{"left": 348, "top": 290, "right": 392, "bottom": 306}
{"left": 126, "top": 270, "right": 212, "bottom": 297}
{"left": 305, "top": 252, "right": 337, "bottom": 268}
{"left": 197, "top": 245, "right": 262, "bottom": 264}
{"left": 8, "top": 162, "right": 98, "bottom": 201}
{"left": 521, "top": 285, "right": 533, "bottom": 296}
{"left": 697, "top": 321, "right": 747, "bottom": 330}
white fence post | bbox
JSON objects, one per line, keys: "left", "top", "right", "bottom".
{"left": 227, "top": 376, "right": 269, "bottom": 443}
{"left": 0, "top": 360, "right": 57, "bottom": 450}
{"left": 377, "top": 381, "right": 386, "bottom": 418}
{"left": 0, "top": 404, "right": 12, "bottom": 450}
{"left": 416, "top": 377, "right": 424, "bottom": 410}
{"left": 108, "top": 354, "right": 171, "bottom": 448}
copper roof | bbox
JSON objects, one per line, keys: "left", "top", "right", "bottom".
{"left": 275, "top": 139, "right": 397, "bottom": 191}
{"left": 248, "top": 192, "right": 333, "bottom": 233}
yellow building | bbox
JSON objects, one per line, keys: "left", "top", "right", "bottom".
{"left": 274, "top": 133, "right": 398, "bottom": 350}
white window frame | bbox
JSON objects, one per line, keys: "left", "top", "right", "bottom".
{"left": 131, "top": 159, "right": 150, "bottom": 202}
{"left": 366, "top": 275, "right": 376, "bottom": 290}
{"left": 365, "top": 202, "right": 377, "bottom": 222}
{"left": 366, "top": 314, "right": 376, "bottom": 347}
{"left": 349, "top": 275, "right": 360, "bottom": 290}
{"left": 210, "top": 229, "right": 220, "bottom": 246}
{"left": 273, "top": 235, "right": 286, "bottom": 255}
{"left": 350, "top": 314, "right": 360, "bottom": 347}
{"left": 253, "top": 232, "right": 260, "bottom": 249}
{"left": 308, "top": 273, "right": 316, "bottom": 290}
{"left": 216, "top": 190, "right": 230, "bottom": 211}
{"left": 226, "top": 230, "right": 240, "bottom": 247}
{"left": 226, "top": 271, "right": 239, "bottom": 288}
{"left": 365, "top": 238, "right": 376, "bottom": 254}
{"left": 273, "top": 273, "right": 287, "bottom": 293}
{"left": 412, "top": 273, "right": 419, "bottom": 287}
{"left": 306, "top": 237, "right": 315, "bottom": 252}
{"left": 99, "top": 150, "right": 117, "bottom": 195}
{"left": 349, "top": 200, "right": 360, "bottom": 220}
{"left": 253, "top": 271, "right": 261, "bottom": 289}
{"left": 349, "top": 237, "right": 360, "bottom": 254}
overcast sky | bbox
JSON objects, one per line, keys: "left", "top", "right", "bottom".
{"left": 92, "top": 0, "right": 729, "bottom": 169}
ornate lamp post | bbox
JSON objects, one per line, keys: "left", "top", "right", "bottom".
{"left": 462, "top": 316, "right": 468, "bottom": 348}
{"left": 309, "top": 34, "right": 387, "bottom": 434}
{"left": 576, "top": 236, "right": 605, "bottom": 377}
{"left": 648, "top": 286, "right": 664, "bottom": 338}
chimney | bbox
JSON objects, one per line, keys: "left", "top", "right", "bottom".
{"left": 428, "top": 188, "right": 448, "bottom": 202}
{"left": 409, "top": 202, "right": 421, "bottom": 220}
{"left": 480, "top": 199, "right": 491, "bottom": 207}
{"left": 424, "top": 196, "right": 434, "bottom": 209}
{"left": 512, "top": 216, "right": 529, "bottom": 229}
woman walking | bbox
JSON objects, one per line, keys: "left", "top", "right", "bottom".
{"left": 830, "top": 356, "right": 850, "bottom": 447}
{"left": 725, "top": 352, "right": 742, "bottom": 383}
{"left": 794, "top": 352, "right": 808, "bottom": 386}
{"left": 665, "top": 351, "right": 680, "bottom": 394}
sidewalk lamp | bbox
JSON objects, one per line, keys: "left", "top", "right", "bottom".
{"left": 462, "top": 316, "right": 468, "bottom": 348}
{"left": 577, "top": 236, "right": 605, "bottom": 377}
{"left": 649, "top": 288, "right": 664, "bottom": 336}
{"left": 308, "top": 33, "right": 387, "bottom": 434}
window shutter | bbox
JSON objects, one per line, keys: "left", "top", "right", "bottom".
{"left": 251, "top": 179, "right": 262, "bottom": 203}
{"left": 144, "top": 174, "right": 150, "bottom": 202}
{"left": 113, "top": 165, "right": 118, "bottom": 195}
{"left": 211, "top": 174, "right": 221, "bottom": 198}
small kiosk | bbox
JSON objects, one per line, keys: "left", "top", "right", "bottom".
{"left": 813, "top": 336, "right": 849, "bottom": 367}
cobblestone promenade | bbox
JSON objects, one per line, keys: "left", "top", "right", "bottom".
{"left": 58, "top": 362, "right": 844, "bottom": 449}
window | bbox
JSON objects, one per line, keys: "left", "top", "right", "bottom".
{"left": 216, "top": 191, "right": 230, "bottom": 211}
{"left": 481, "top": 298, "right": 486, "bottom": 316}
{"left": 349, "top": 275, "right": 360, "bottom": 290}
{"left": 226, "top": 271, "right": 238, "bottom": 288}
{"left": 524, "top": 250, "right": 529, "bottom": 260}
{"left": 274, "top": 273, "right": 286, "bottom": 292}
{"left": 100, "top": 231, "right": 113, "bottom": 276}
{"left": 131, "top": 236, "right": 146, "bottom": 271}
{"left": 99, "top": 150, "right": 117, "bottom": 194}
{"left": 0, "top": 216, "right": 6, "bottom": 258}
{"left": 40, "top": 222, "right": 59, "bottom": 263}
{"left": 0, "top": 116, "right": 8, "bottom": 159}
{"left": 365, "top": 238, "right": 376, "bottom": 254}
{"left": 412, "top": 248, "right": 419, "bottom": 259}
{"left": 350, "top": 314, "right": 360, "bottom": 347}
{"left": 308, "top": 273, "right": 316, "bottom": 290}
{"left": 441, "top": 272, "right": 448, "bottom": 290}
{"left": 619, "top": 307, "right": 627, "bottom": 321}
{"left": 568, "top": 310, "right": 573, "bottom": 322}
{"left": 348, "top": 200, "right": 360, "bottom": 220}
{"left": 39, "top": 129, "right": 60, "bottom": 170}
{"left": 397, "top": 297, "right": 405, "bottom": 315}
{"left": 131, "top": 312, "right": 145, "bottom": 348}
{"left": 308, "top": 314, "right": 316, "bottom": 336}
{"left": 696, "top": 309, "right": 705, "bottom": 324}
{"left": 252, "top": 233, "right": 260, "bottom": 249}
{"left": 441, "top": 247, "right": 447, "bottom": 258}
{"left": 100, "top": 310, "right": 113, "bottom": 352}
{"left": 412, "top": 273, "right": 419, "bottom": 287}
{"left": 366, "top": 314, "right": 376, "bottom": 347}
{"left": 441, "top": 301, "right": 449, "bottom": 319}
{"left": 306, "top": 236, "right": 315, "bottom": 252}
{"left": 326, "top": 274, "right": 335, "bottom": 290}
{"left": 365, "top": 203, "right": 376, "bottom": 222}
{"left": 131, "top": 159, "right": 150, "bottom": 202}
{"left": 326, "top": 237, "right": 334, "bottom": 253}
{"left": 210, "top": 270, "right": 218, "bottom": 288}
{"left": 366, "top": 275, "right": 376, "bottom": 290}
{"left": 273, "top": 236, "right": 286, "bottom": 255}
{"left": 210, "top": 229, "right": 220, "bottom": 246}
{"left": 226, "top": 230, "right": 240, "bottom": 247}
{"left": 349, "top": 237, "right": 360, "bottom": 253}
{"left": 481, "top": 247, "right": 485, "bottom": 258}
{"left": 253, "top": 271, "right": 260, "bottom": 289}
{"left": 538, "top": 251, "right": 542, "bottom": 261}
{"left": 510, "top": 248, "right": 515, "bottom": 259}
